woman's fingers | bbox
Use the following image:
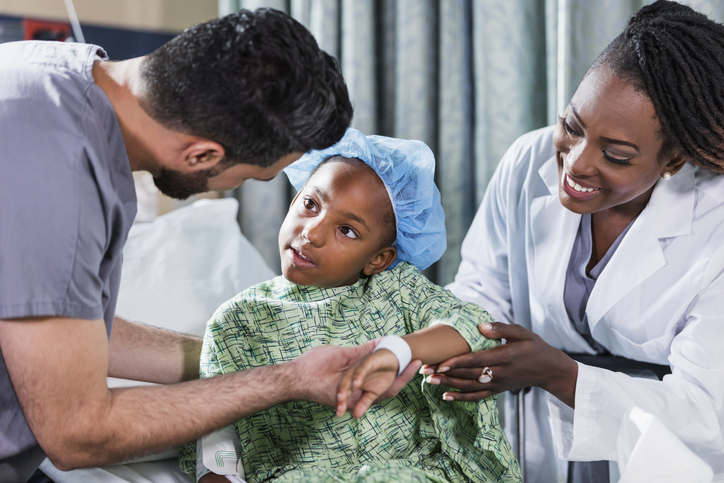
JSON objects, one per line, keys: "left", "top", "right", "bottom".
{"left": 436, "top": 367, "right": 482, "bottom": 380}
{"left": 478, "top": 322, "right": 529, "bottom": 341}
{"left": 429, "top": 373, "right": 498, "bottom": 394}
{"left": 442, "top": 389, "right": 496, "bottom": 402}
{"left": 436, "top": 344, "right": 506, "bottom": 373}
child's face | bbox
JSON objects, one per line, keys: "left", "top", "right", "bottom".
{"left": 279, "top": 158, "right": 396, "bottom": 288}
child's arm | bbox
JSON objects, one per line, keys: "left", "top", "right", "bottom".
{"left": 336, "top": 324, "right": 470, "bottom": 418}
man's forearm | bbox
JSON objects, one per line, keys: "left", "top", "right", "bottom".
{"left": 1, "top": 317, "right": 378, "bottom": 471}
{"left": 109, "top": 316, "right": 202, "bottom": 383}
{"left": 63, "top": 362, "right": 295, "bottom": 469}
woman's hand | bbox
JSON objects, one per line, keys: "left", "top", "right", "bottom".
{"left": 335, "top": 349, "right": 401, "bottom": 418}
{"left": 421, "top": 323, "right": 579, "bottom": 408}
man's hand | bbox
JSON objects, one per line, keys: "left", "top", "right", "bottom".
{"left": 289, "top": 341, "right": 421, "bottom": 409}
{"left": 0, "top": 316, "right": 329, "bottom": 470}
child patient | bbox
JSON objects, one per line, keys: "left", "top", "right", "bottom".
{"left": 179, "top": 129, "right": 521, "bottom": 482}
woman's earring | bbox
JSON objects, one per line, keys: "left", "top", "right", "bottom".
{"left": 663, "top": 172, "right": 672, "bottom": 180}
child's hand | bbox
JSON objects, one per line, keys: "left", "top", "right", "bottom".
{"left": 335, "top": 349, "right": 399, "bottom": 418}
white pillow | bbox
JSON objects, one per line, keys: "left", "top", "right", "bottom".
{"left": 115, "top": 198, "right": 276, "bottom": 336}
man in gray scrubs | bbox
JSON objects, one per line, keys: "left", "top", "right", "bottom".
{"left": 0, "top": 10, "right": 417, "bottom": 483}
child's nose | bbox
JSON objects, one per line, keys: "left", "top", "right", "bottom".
{"left": 302, "top": 220, "right": 325, "bottom": 246}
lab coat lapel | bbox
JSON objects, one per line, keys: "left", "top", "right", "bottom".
{"left": 530, "top": 159, "right": 590, "bottom": 351}
{"left": 587, "top": 164, "right": 696, "bottom": 334}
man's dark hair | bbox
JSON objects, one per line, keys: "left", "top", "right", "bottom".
{"left": 140, "top": 8, "right": 353, "bottom": 167}
{"left": 592, "top": 0, "right": 724, "bottom": 172}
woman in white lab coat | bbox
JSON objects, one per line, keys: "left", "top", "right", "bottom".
{"left": 427, "top": 2, "right": 724, "bottom": 481}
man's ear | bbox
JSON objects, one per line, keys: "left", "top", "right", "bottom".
{"left": 362, "top": 246, "right": 397, "bottom": 277}
{"left": 182, "top": 139, "right": 225, "bottom": 172}
{"left": 663, "top": 150, "right": 687, "bottom": 177}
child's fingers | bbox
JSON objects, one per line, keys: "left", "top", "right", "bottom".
{"left": 352, "top": 390, "right": 378, "bottom": 419}
{"left": 336, "top": 368, "right": 357, "bottom": 417}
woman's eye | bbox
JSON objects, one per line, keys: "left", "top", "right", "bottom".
{"left": 340, "top": 226, "right": 358, "bottom": 239}
{"left": 602, "top": 151, "right": 632, "bottom": 166}
{"left": 303, "top": 198, "right": 317, "bottom": 212}
{"left": 559, "top": 116, "right": 580, "bottom": 137}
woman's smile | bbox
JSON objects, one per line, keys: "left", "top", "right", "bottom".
{"left": 561, "top": 172, "right": 602, "bottom": 201}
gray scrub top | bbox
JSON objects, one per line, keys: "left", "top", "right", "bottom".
{"left": 564, "top": 214, "right": 635, "bottom": 354}
{"left": 0, "top": 41, "right": 136, "bottom": 481}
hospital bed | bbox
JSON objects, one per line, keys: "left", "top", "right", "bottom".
{"left": 40, "top": 198, "right": 276, "bottom": 483}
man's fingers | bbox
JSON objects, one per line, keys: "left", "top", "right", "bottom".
{"left": 356, "top": 340, "right": 378, "bottom": 358}
{"left": 374, "top": 359, "right": 421, "bottom": 402}
{"left": 392, "top": 360, "right": 421, "bottom": 392}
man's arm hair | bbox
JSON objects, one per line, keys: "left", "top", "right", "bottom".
{"left": 108, "top": 316, "right": 202, "bottom": 384}
{"left": 0, "top": 316, "right": 371, "bottom": 470}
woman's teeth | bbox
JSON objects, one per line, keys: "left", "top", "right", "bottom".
{"left": 567, "top": 175, "right": 598, "bottom": 193}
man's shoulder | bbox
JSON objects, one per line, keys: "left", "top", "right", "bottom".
{"left": 0, "top": 41, "right": 107, "bottom": 126}
{"left": 0, "top": 41, "right": 106, "bottom": 79}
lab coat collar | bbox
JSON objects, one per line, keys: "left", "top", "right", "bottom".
{"left": 532, "top": 159, "right": 697, "bottom": 352}
{"left": 587, "top": 163, "right": 695, "bottom": 340}
{"left": 531, "top": 159, "right": 592, "bottom": 353}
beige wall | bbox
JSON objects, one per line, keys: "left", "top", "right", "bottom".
{"left": 0, "top": 0, "right": 218, "bottom": 33}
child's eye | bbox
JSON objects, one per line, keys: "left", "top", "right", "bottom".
{"left": 340, "top": 226, "right": 358, "bottom": 239}
{"left": 303, "top": 197, "right": 317, "bottom": 212}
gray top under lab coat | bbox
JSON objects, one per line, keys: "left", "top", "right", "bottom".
{"left": 564, "top": 214, "right": 635, "bottom": 355}
{"left": 0, "top": 40, "right": 136, "bottom": 482}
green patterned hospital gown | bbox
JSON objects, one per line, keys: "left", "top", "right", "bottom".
{"left": 179, "top": 262, "right": 521, "bottom": 483}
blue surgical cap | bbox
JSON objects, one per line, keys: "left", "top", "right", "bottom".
{"left": 283, "top": 128, "right": 446, "bottom": 271}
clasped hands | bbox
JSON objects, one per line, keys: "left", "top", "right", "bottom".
{"left": 333, "top": 322, "right": 579, "bottom": 418}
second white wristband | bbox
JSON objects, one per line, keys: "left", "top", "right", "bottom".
{"left": 373, "top": 335, "right": 412, "bottom": 376}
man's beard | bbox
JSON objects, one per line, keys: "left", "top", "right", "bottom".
{"left": 152, "top": 164, "right": 226, "bottom": 200}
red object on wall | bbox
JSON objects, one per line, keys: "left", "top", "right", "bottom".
{"left": 22, "top": 19, "right": 72, "bottom": 41}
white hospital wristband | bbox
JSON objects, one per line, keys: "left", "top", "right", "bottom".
{"left": 374, "top": 335, "right": 412, "bottom": 376}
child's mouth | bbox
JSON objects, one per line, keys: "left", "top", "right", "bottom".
{"left": 290, "top": 247, "right": 316, "bottom": 267}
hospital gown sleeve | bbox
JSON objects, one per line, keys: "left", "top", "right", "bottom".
{"left": 396, "top": 262, "right": 499, "bottom": 353}
{"left": 395, "top": 264, "right": 521, "bottom": 480}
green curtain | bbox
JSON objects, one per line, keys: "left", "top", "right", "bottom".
{"left": 222, "top": 0, "right": 724, "bottom": 284}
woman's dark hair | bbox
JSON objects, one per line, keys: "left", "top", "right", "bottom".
{"left": 140, "top": 8, "right": 353, "bottom": 167}
{"left": 593, "top": 0, "right": 724, "bottom": 173}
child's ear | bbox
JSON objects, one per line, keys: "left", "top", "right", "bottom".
{"left": 362, "top": 246, "right": 397, "bottom": 276}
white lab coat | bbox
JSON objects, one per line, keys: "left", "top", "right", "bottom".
{"left": 447, "top": 126, "right": 724, "bottom": 482}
